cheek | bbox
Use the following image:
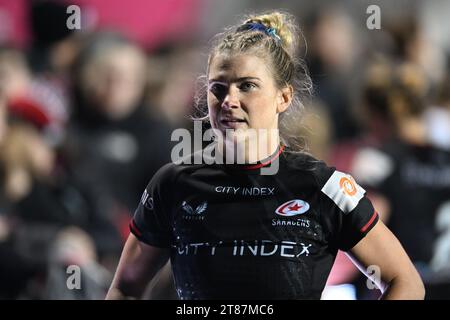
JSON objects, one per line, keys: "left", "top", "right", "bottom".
{"left": 206, "top": 92, "right": 216, "bottom": 109}
{"left": 207, "top": 93, "right": 219, "bottom": 124}
{"left": 247, "top": 95, "right": 277, "bottom": 124}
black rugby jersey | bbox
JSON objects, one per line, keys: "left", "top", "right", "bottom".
{"left": 130, "top": 146, "right": 379, "bottom": 299}
{"left": 363, "top": 141, "right": 450, "bottom": 271}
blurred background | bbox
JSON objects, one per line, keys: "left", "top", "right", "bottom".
{"left": 0, "top": 0, "right": 449, "bottom": 300}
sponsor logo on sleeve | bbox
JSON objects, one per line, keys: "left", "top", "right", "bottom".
{"left": 321, "top": 171, "right": 365, "bottom": 213}
{"left": 339, "top": 176, "right": 357, "bottom": 196}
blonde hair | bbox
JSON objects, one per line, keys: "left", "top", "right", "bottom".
{"left": 194, "top": 11, "right": 312, "bottom": 151}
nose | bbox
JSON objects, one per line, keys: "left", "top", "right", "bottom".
{"left": 221, "top": 86, "right": 240, "bottom": 110}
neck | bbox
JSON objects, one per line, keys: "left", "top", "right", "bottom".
{"left": 218, "top": 132, "right": 281, "bottom": 164}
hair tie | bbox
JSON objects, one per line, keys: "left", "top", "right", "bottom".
{"left": 237, "top": 22, "right": 282, "bottom": 43}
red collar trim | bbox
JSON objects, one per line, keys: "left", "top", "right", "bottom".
{"left": 240, "top": 145, "right": 285, "bottom": 170}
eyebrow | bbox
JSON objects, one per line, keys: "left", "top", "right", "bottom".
{"left": 209, "top": 76, "right": 261, "bottom": 83}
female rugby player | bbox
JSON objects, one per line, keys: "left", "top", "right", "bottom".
{"left": 106, "top": 11, "right": 424, "bottom": 300}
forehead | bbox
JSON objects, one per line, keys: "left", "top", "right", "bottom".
{"left": 208, "top": 54, "right": 271, "bottom": 80}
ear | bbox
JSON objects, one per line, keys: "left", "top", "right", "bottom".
{"left": 276, "top": 85, "right": 293, "bottom": 113}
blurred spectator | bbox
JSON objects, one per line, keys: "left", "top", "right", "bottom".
{"left": 147, "top": 43, "right": 203, "bottom": 127}
{"left": 349, "top": 63, "right": 450, "bottom": 299}
{"left": 424, "top": 75, "right": 450, "bottom": 151}
{"left": 66, "top": 33, "right": 177, "bottom": 298}
{"left": 28, "top": 1, "right": 81, "bottom": 137}
{"left": 29, "top": 0, "right": 81, "bottom": 76}
{"left": 0, "top": 46, "right": 69, "bottom": 146}
{"left": 331, "top": 57, "right": 398, "bottom": 175}
{"left": 67, "top": 32, "right": 173, "bottom": 240}
{"left": 386, "top": 15, "right": 447, "bottom": 86}
{"left": 306, "top": 7, "right": 362, "bottom": 142}
{"left": 0, "top": 46, "right": 29, "bottom": 101}
{"left": 45, "top": 226, "right": 111, "bottom": 299}
{"left": 0, "top": 120, "right": 119, "bottom": 298}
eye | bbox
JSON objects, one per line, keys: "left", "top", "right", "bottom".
{"left": 239, "top": 81, "right": 257, "bottom": 92}
{"left": 208, "top": 82, "right": 228, "bottom": 99}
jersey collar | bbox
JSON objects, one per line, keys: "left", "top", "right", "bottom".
{"left": 222, "top": 144, "right": 286, "bottom": 174}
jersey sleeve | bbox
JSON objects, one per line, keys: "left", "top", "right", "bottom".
{"left": 320, "top": 169, "right": 379, "bottom": 251}
{"left": 129, "top": 163, "right": 175, "bottom": 247}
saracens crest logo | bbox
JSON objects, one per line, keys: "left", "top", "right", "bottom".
{"left": 275, "top": 199, "right": 310, "bottom": 217}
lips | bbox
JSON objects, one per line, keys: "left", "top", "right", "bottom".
{"left": 219, "top": 116, "right": 247, "bottom": 129}
{"left": 221, "top": 118, "right": 245, "bottom": 123}
{"left": 220, "top": 115, "right": 245, "bottom": 121}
